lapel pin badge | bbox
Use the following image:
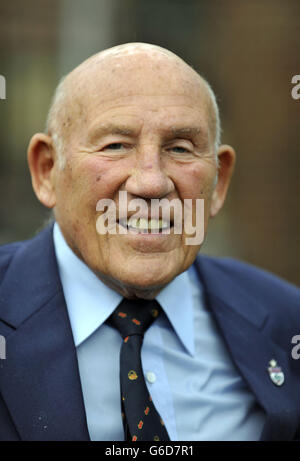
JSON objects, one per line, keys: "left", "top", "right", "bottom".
{"left": 268, "top": 359, "right": 285, "bottom": 386}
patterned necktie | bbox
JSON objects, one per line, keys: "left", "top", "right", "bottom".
{"left": 107, "top": 297, "right": 170, "bottom": 442}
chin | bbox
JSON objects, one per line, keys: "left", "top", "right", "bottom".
{"left": 118, "top": 264, "right": 178, "bottom": 293}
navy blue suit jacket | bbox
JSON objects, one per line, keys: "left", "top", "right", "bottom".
{"left": 0, "top": 225, "right": 300, "bottom": 441}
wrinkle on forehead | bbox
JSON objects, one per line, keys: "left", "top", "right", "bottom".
{"left": 51, "top": 43, "right": 218, "bottom": 153}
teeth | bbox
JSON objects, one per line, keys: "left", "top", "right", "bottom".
{"left": 139, "top": 218, "right": 148, "bottom": 229}
{"left": 149, "top": 219, "right": 168, "bottom": 229}
{"left": 127, "top": 218, "right": 138, "bottom": 228}
{"left": 126, "top": 218, "right": 169, "bottom": 230}
{"left": 149, "top": 219, "right": 159, "bottom": 229}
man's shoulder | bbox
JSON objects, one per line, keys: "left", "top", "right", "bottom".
{"left": 0, "top": 227, "right": 53, "bottom": 283}
{"left": 0, "top": 240, "right": 24, "bottom": 280}
{"left": 196, "top": 254, "right": 300, "bottom": 310}
{"left": 0, "top": 240, "right": 23, "bottom": 256}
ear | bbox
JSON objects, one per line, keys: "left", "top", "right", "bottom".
{"left": 210, "top": 144, "right": 236, "bottom": 218}
{"left": 27, "top": 133, "right": 57, "bottom": 208}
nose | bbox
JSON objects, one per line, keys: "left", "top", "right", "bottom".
{"left": 124, "top": 143, "right": 174, "bottom": 199}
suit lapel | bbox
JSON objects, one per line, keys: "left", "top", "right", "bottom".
{"left": 194, "top": 256, "right": 298, "bottom": 441}
{"left": 0, "top": 226, "right": 90, "bottom": 440}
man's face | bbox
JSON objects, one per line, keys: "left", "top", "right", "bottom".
{"left": 51, "top": 53, "right": 221, "bottom": 297}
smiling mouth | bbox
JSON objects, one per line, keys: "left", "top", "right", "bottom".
{"left": 118, "top": 217, "right": 173, "bottom": 234}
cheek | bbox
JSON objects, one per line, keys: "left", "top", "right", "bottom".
{"left": 69, "top": 157, "right": 127, "bottom": 205}
{"left": 173, "top": 163, "right": 216, "bottom": 229}
{"left": 175, "top": 162, "right": 216, "bottom": 198}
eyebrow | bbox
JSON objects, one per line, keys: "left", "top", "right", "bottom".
{"left": 168, "top": 127, "right": 210, "bottom": 152}
{"left": 87, "top": 123, "right": 209, "bottom": 144}
{"left": 170, "top": 126, "right": 206, "bottom": 139}
{"left": 87, "top": 123, "right": 136, "bottom": 143}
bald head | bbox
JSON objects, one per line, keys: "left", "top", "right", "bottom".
{"left": 46, "top": 43, "right": 221, "bottom": 167}
{"left": 29, "top": 42, "right": 236, "bottom": 297}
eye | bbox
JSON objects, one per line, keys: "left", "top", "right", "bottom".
{"left": 104, "top": 143, "right": 125, "bottom": 150}
{"left": 169, "top": 146, "right": 191, "bottom": 154}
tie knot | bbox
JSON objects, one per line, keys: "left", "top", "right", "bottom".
{"left": 108, "top": 298, "right": 161, "bottom": 339}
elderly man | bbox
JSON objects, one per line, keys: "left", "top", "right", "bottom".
{"left": 0, "top": 43, "right": 299, "bottom": 442}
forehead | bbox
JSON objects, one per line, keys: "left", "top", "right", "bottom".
{"left": 78, "top": 53, "right": 204, "bottom": 99}
{"left": 67, "top": 52, "right": 212, "bottom": 139}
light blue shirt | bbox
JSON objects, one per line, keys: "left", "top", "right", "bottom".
{"left": 53, "top": 223, "right": 265, "bottom": 441}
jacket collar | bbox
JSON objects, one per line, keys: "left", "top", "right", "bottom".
{"left": 194, "top": 256, "right": 298, "bottom": 441}
{"left": 0, "top": 225, "right": 90, "bottom": 440}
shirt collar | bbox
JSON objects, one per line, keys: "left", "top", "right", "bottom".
{"left": 53, "top": 223, "right": 122, "bottom": 347}
{"left": 53, "top": 222, "right": 195, "bottom": 355}
{"left": 157, "top": 271, "right": 195, "bottom": 356}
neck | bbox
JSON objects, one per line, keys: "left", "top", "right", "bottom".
{"left": 93, "top": 270, "right": 165, "bottom": 300}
